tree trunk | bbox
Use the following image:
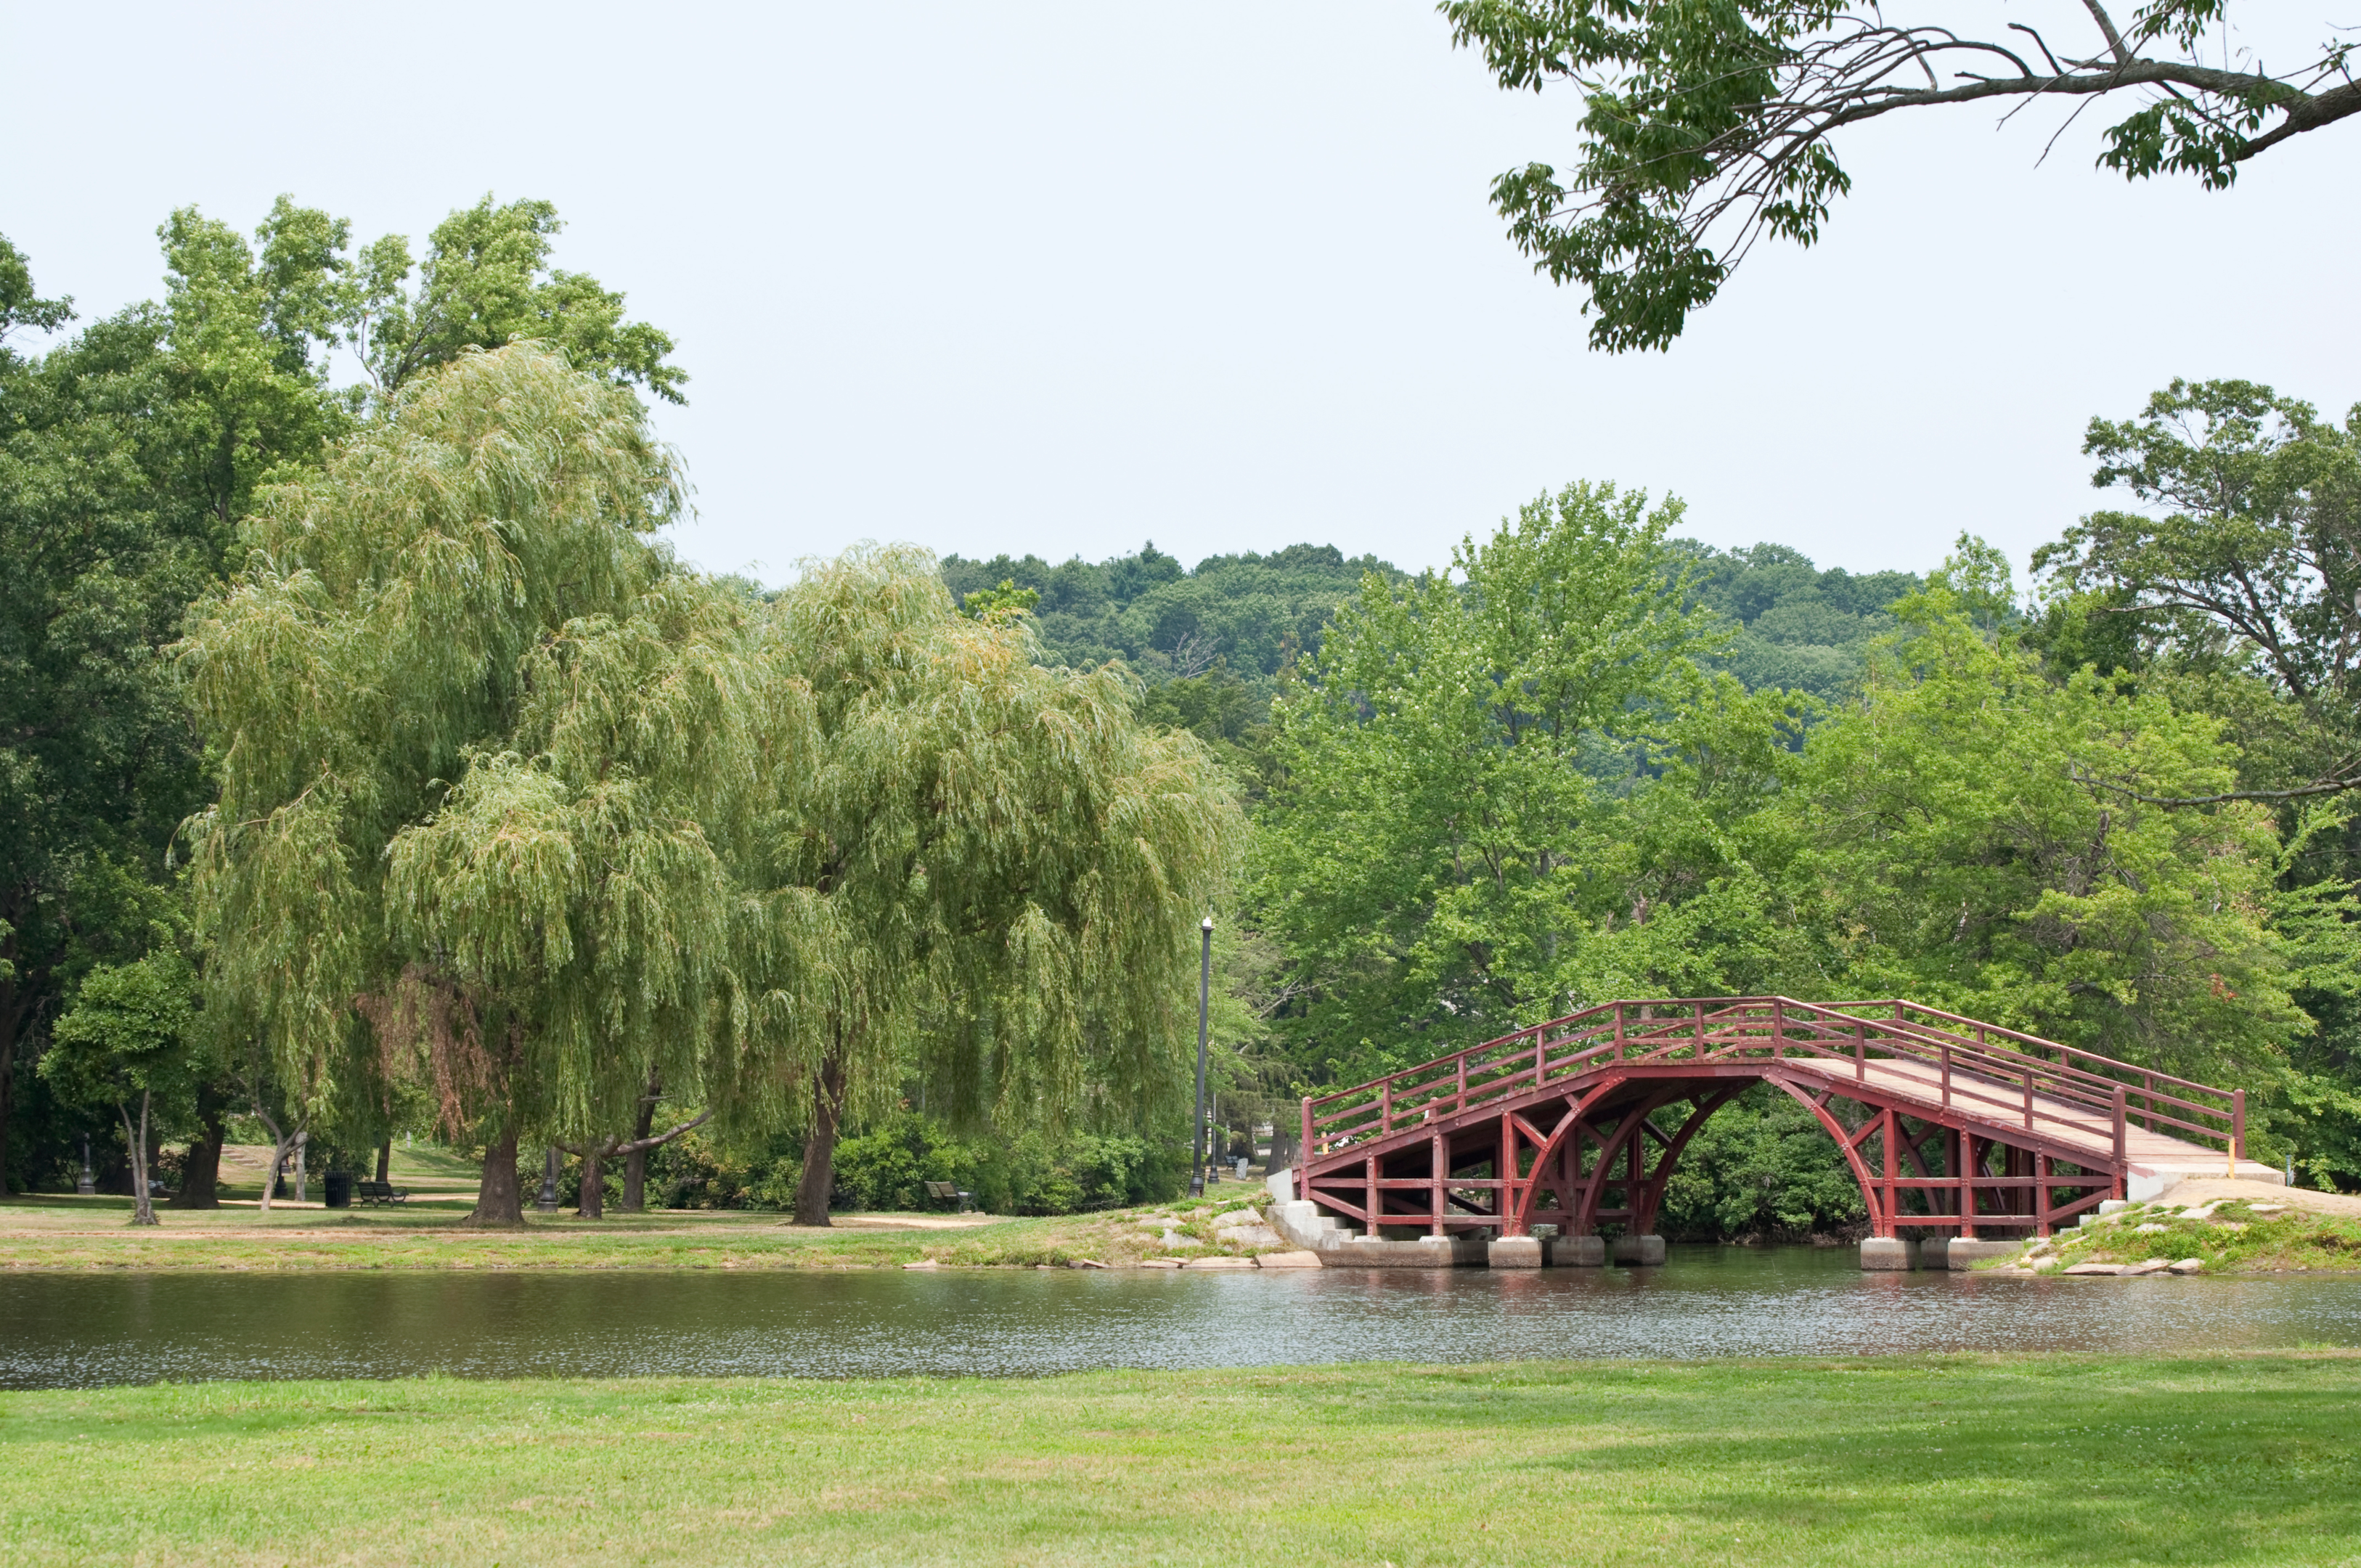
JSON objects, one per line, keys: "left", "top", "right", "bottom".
{"left": 250, "top": 1097, "right": 304, "bottom": 1217}
{"left": 577, "top": 1145, "right": 605, "bottom": 1220}
{"left": 791, "top": 1055, "right": 847, "bottom": 1227}
{"left": 468, "top": 1125, "right": 526, "bottom": 1226}
{"left": 123, "top": 1094, "right": 158, "bottom": 1226}
{"left": 0, "top": 913, "right": 25, "bottom": 1197}
{"left": 375, "top": 1137, "right": 391, "bottom": 1184}
{"left": 0, "top": 1010, "right": 17, "bottom": 1199}
{"left": 170, "top": 1095, "right": 226, "bottom": 1209}
{"left": 621, "top": 1069, "right": 659, "bottom": 1212}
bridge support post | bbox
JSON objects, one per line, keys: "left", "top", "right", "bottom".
{"left": 1430, "top": 1133, "right": 1446, "bottom": 1238}
{"left": 1549, "top": 1233, "right": 1604, "bottom": 1266}
{"left": 1611, "top": 1234, "right": 1665, "bottom": 1266}
{"left": 1959, "top": 1133, "right": 1978, "bottom": 1239}
{"left": 1860, "top": 1236, "right": 1919, "bottom": 1271}
{"left": 1487, "top": 1235, "right": 1544, "bottom": 1268}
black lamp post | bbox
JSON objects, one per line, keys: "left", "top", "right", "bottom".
{"left": 536, "top": 1146, "right": 560, "bottom": 1212}
{"left": 1191, "top": 915, "right": 1212, "bottom": 1197}
{"left": 77, "top": 1134, "right": 94, "bottom": 1196}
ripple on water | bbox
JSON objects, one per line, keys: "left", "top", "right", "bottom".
{"left": 4, "top": 1246, "right": 2357, "bottom": 1388}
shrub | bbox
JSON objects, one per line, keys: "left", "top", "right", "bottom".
{"left": 646, "top": 1114, "right": 1189, "bottom": 1214}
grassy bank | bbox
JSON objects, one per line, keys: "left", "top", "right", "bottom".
{"left": 0, "top": 1191, "right": 1282, "bottom": 1273}
{"left": 1994, "top": 1194, "right": 2361, "bottom": 1275}
{"left": 5, "top": 1353, "right": 2360, "bottom": 1565}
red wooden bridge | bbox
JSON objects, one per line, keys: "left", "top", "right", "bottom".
{"left": 1286, "top": 997, "right": 2274, "bottom": 1260}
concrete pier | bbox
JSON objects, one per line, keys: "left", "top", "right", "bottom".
{"left": 1549, "top": 1234, "right": 1605, "bottom": 1267}
{"left": 1611, "top": 1234, "right": 1666, "bottom": 1267}
{"left": 1487, "top": 1236, "right": 1544, "bottom": 1268}
{"left": 1859, "top": 1236, "right": 1919, "bottom": 1271}
{"left": 1945, "top": 1239, "right": 2020, "bottom": 1270}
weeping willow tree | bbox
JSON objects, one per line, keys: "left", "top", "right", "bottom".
{"left": 181, "top": 343, "right": 764, "bottom": 1223}
{"left": 739, "top": 547, "right": 1244, "bottom": 1225}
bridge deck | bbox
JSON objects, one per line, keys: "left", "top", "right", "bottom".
{"left": 1782, "top": 1048, "right": 2247, "bottom": 1177}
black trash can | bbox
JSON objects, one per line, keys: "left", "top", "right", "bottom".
{"left": 323, "top": 1171, "right": 353, "bottom": 1209}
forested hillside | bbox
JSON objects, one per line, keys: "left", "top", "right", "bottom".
{"left": 942, "top": 532, "right": 1926, "bottom": 788}
{"left": 1676, "top": 542, "right": 1922, "bottom": 699}
{"left": 946, "top": 536, "right": 1922, "bottom": 704}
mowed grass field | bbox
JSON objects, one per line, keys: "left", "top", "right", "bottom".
{"left": 0, "top": 1190, "right": 1279, "bottom": 1272}
{"left": 6, "top": 1353, "right": 2359, "bottom": 1567}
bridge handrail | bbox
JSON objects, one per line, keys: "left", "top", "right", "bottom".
{"left": 1613, "top": 1001, "right": 2158, "bottom": 1132}
{"left": 1777, "top": 1000, "right": 2237, "bottom": 1143}
{"left": 1823, "top": 1000, "right": 2229, "bottom": 1098}
{"left": 1299, "top": 996, "right": 2242, "bottom": 1166}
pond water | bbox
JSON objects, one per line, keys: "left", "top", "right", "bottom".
{"left": 6, "top": 1246, "right": 2358, "bottom": 1389}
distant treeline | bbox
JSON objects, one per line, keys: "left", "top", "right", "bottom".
{"left": 942, "top": 534, "right": 1928, "bottom": 733}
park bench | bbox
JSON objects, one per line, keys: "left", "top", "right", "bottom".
{"left": 355, "top": 1180, "right": 409, "bottom": 1204}
{"left": 923, "top": 1180, "right": 974, "bottom": 1213}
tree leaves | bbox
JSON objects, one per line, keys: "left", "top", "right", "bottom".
{"left": 183, "top": 344, "right": 703, "bottom": 1148}
{"left": 1254, "top": 481, "right": 1754, "bottom": 1074}
{"left": 1442, "top": 3, "right": 2360, "bottom": 349}
{"left": 741, "top": 545, "right": 1244, "bottom": 1141}
{"left": 1792, "top": 586, "right": 2300, "bottom": 1084}
{"left": 352, "top": 196, "right": 686, "bottom": 404}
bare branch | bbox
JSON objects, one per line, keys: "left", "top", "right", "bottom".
{"left": 2010, "top": 23, "right": 2067, "bottom": 77}
{"left": 2070, "top": 763, "right": 2361, "bottom": 807}
{"left": 2080, "top": 0, "right": 2134, "bottom": 68}
{"left": 616, "top": 1108, "right": 712, "bottom": 1156}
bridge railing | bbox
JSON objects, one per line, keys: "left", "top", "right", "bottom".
{"left": 1809, "top": 1000, "right": 2239, "bottom": 1151}
{"left": 1300, "top": 996, "right": 2243, "bottom": 1171}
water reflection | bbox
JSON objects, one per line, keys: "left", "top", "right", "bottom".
{"left": 4, "top": 1245, "right": 2356, "bottom": 1389}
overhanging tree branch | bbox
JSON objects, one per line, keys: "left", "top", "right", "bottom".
{"left": 2070, "top": 761, "right": 2361, "bottom": 807}
{"left": 1443, "top": 3, "right": 2361, "bottom": 349}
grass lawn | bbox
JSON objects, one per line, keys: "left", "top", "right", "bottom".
{"left": 0, "top": 1187, "right": 1279, "bottom": 1273}
{"left": 4, "top": 1353, "right": 2357, "bottom": 1565}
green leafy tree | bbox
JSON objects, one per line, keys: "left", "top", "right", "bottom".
{"left": 1674, "top": 539, "right": 1922, "bottom": 700}
{"left": 940, "top": 541, "right": 1401, "bottom": 701}
{"left": 41, "top": 945, "right": 205, "bottom": 1225}
{"left": 1252, "top": 482, "right": 1806, "bottom": 1083}
{"left": 155, "top": 199, "right": 357, "bottom": 528}
{"left": 2034, "top": 379, "right": 2361, "bottom": 1186}
{"left": 0, "top": 235, "right": 73, "bottom": 340}
{"left": 744, "top": 547, "right": 1244, "bottom": 1225}
{"left": 1787, "top": 571, "right": 2307, "bottom": 1087}
{"left": 1, "top": 242, "right": 222, "bottom": 1193}
{"left": 958, "top": 577, "right": 1040, "bottom": 620}
{"left": 1442, "top": 3, "right": 2361, "bottom": 349}
{"left": 351, "top": 196, "right": 685, "bottom": 404}
{"left": 1657, "top": 1082, "right": 1867, "bottom": 1241}
{"left": 181, "top": 344, "right": 732, "bottom": 1225}
{"left": 2034, "top": 378, "right": 2361, "bottom": 801}
{"left": 3, "top": 205, "right": 685, "bottom": 1194}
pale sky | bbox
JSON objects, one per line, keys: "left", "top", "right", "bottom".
{"left": 8, "top": 3, "right": 2353, "bottom": 587}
